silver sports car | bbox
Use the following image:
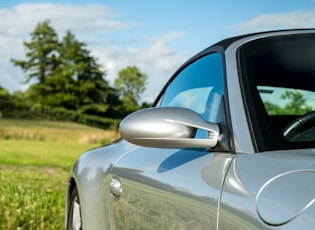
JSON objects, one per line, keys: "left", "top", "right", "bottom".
{"left": 66, "top": 29, "right": 315, "bottom": 229}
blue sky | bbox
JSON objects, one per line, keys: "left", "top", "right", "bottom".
{"left": 1, "top": 0, "right": 315, "bottom": 101}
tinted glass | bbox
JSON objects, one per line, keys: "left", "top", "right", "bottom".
{"left": 240, "top": 34, "right": 315, "bottom": 150}
{"left": 160, "top": 53, "right": 224, "bottom": 123}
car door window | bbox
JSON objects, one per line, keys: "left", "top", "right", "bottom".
{"left": 239, "top": 34, "right": 315, "bottom": 150}
{"left": 159, "top": 52, "right": 224, "bottom": 124}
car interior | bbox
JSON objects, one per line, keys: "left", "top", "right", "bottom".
{"left": 239, "top": 33, "right": 315, "bottom": 150}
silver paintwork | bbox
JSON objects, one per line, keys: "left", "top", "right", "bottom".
{"left": 256, "top": 169, "right": 315, "bottom": 225}
{"left": 119, "top": 107, "right": 220, "bottom": 148}
{"left": 219, "top": 149, "right": 315, "bottom": 229}
{"left": 110, "top": 149, "right": 234, "bottom": 229}
{"left": 225, "top": 41, "right": 255, "bottom": 153}
{"left": 66, "top": 30, "right": 315, "bottom": 230}
{"left": 67, "top": 141, "right": 138, "bottom": 229}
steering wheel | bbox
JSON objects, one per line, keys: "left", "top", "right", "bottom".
{"left": 282, "top": 111, "right": 315, "bottom": 141}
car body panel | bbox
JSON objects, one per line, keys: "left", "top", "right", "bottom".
{"left": 219, "top": 149, "right": 315, "bottom": 229}
{"left": 224, "top": 39, "right": 255, "bottom": 153}
{"left": 110, "top": 148, "right": 234, "bottom": 229}
{"left": 66, "top": 140, "right": 136, "bottom": 229}
{"left": 66, "top": 29, "right": 315, "bottom": 229}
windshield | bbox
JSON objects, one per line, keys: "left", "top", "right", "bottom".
{"left": 239, "top": 33, "right": 315, "bottom": 151}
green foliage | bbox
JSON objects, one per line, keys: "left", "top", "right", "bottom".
{"left": 0, "top": 85, "right": 10, "bottom": 98}
{"left": 264, "top": 89, "right": 313, "bottom": 115}
{"left": 10, "top": 21, "right": 112, "bottom": 117}
{"left": 0, "top": 165, "right": 67, "bottom": 230}
{"left": 76, "top": 114, "right": 120, "bottom": 130}
{"left": 263, "top": 101, "right": 285, "bottom": 115}
{"left": 115, "top": 66, "right": 148, "bottom": 115}
{"left": 0, "top": 98, "right": 120, "bottom": 130}
{"left": 281, "top": 89, "right": 313, "bottom": 115}
{"left": 50, "top": 31, "right": 110, "bottom": 113}
{"left": 11, "top": 20, "right": 59, "bottom": 83}
{"left": 8, "top": 20, "right": 150, "bottom": 121}
{"left": 115, "top": 65, "right": 147, "bottom": 101}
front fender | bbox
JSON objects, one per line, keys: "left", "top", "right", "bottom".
{"left": 65, "top": 140, "right": 136, "bottom": 229}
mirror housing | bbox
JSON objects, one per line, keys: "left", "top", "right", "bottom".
{"left": 119, "top": 107, "right": 220, "bottom": 148}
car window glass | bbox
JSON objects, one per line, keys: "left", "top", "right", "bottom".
{"left": 259, "top": 86, "right": 315, "bottom": 116}
{"left": 160, "top": 53, "right": 224, "bottom": 123}
{"left": 240, "top": 34, "right": 315, "bottom": 150}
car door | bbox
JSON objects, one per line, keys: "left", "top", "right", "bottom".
{"left": 219, "top": 34, "right": 315, "bottom": 229}
{"left": 109, "top": 52, "right": 235, "bottom": 229}
{"left": 219, "top": 149, "right": 315, "bottom": 230}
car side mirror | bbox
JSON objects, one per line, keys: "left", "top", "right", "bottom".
{"left": 119, "top": 107, "right": 220, "bottom": 148}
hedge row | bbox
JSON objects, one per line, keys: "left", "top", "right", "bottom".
{"left": 0, "top": 103, "right": 120, "bottom": 130}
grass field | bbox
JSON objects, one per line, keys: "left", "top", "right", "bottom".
{"left": 0, "top": 119, "right": 118, "bottom": 229}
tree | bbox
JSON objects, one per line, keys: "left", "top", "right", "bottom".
{"left": 43, "top": 30, "right": 111, "bottom": 115}
{"left": 281, "top": 90, "right": 313, "bottom": 115}
{"left": 11, "top": 20, "right": 59, "bottom": 83}
{"left": 0, "top": 85, "right": 10, "bottom": 98}
{"left": 0, "top": 86, "right": 24, "bottom": 118}
{"left": 11, "top": 21, "right": 112, "bottom": 117}
{"left": 264, "top": 89, "right": 313, "bottom": 115}
{"left": 114, "top": 66, "right": 148, "bottom": 113}
{"left": 262, "top": 101, "right": 283, "bottom": 115}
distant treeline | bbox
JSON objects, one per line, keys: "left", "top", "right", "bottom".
{"left": 1, "top": 20, "right": 151, "bottom": 129}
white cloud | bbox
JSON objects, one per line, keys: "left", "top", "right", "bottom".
{"left": 135, "top": 32, "right": 188, "bottom": 102}
{"left": 0, "top": 3, "right": 135, "bottom": 36}
{"left": 0, "top": 3, "right": 187, "bottom": 103}
{"left": 232, "top": 10, "right": 315, "bottom": 34}
{"left": 89, "top": 32, "right": 188, "bottom": 102}
{"left": 0, "top": 3, "right": 136, "bottom": 93}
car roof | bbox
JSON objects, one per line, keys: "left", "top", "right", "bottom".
{"left": 212, "top": 28, "right": 315, "bottom": 50}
